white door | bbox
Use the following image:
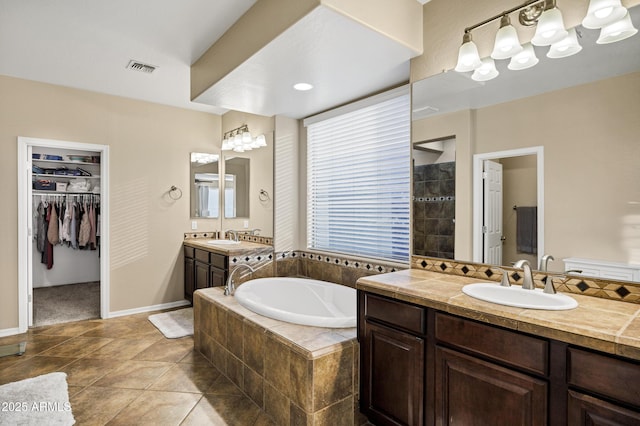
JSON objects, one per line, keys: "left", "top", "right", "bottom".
{"left": 26, "top": 145, "right": 34, "bottom": 326}
{"left": 483, "top": 160, "right": 503, "bottom": 264}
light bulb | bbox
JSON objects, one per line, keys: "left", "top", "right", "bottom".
{"left": 532, "top": 7, "right": 568, "bottom": 46}
{"left": 491, "top": 15, "right": 523, "bottom": 60}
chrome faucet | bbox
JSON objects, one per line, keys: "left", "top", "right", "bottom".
{"left": 513, "top": 259, "right": 535, "bottom": 290}
{"left": 224, "top": 264, "right": 255, "bottom": 296}
{"left": 539, "top": 254, "right": 555, "bottom": 272}
{"left": 225, "top": 230, "right": 239, "bottom": 242}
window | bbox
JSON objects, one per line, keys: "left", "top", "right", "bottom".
{"left": 305, "top": 86, "right": 411, "bottom": 262}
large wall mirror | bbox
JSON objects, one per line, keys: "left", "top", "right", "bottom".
{"left": 190, "top": 152, "right": 220, "bottom": 218}
{"left": 224, "top": 156, "right": 250, "bottom": 219}
{"left": 411, "top": 6, "right": 640, "bottom": 282}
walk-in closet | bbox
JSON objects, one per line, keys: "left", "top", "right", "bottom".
{"left": 30, "top": 146, "right": 102, "bottom": 326}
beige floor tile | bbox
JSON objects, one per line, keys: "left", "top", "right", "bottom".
{"left": 148, "top": 363, "right": 220, "bottom": 393}
{"left": 70, "top": 386, "right": 142, "bottom": 425}
{"left": 92, "top": 360, "right": 173, "bottom": 389}
{"left": 106, "top": 390, "right": 201, "bottom": 426}
{"left": 181, "top": 393, "right": 262, "bottom": 426}
{"left": 31, "top": 320, "right": 102, "bottom": 337}
{"left": 205, "top": 374, "right": 245, "bottom": 396}
{"left": 178, "top": 349, "right": 213, "bottom": 366}
{"left": 133, "top": 336, "right": 194, "bottom": 362}
{"left": 38, "top": 336, "right": 113, "bottom": 358}
{"left": 0, "top": 355, "right": 77, "bottom": 385}
{"left": 83, "top": 337, "right": 159, "bottom": 360}
{"left": 82, "top": 318, "right": 164, "bottom": 340}
{"left": 61, "top": 357, "right": 122, "bottom": 386}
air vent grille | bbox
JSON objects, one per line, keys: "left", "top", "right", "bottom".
{"left": 126, "top": 60, "right": 157, "bottom": 74}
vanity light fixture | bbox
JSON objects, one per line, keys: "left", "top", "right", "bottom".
{"left": 221, "top": 124, "right": 267, "bottom": 152}
{"left": 454, "top": 0, "right": 636, "bottom": 79}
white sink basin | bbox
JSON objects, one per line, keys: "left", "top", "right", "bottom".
{"left": 206, "top": 239, "right": 240, "bottom": 245}
{"left": 462, "top": 283, "right": 578, "bottom": 310}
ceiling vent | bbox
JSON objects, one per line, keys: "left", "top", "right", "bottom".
{"left": 126, "top": 60, "right": 157, "bottom": 74}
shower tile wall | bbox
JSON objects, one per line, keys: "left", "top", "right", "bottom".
{"left": 413, "top": 161, "right": 455, "bottom": 259}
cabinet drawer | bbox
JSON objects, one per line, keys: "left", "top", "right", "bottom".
{"left": 435, "top": 313, "right": 548, "bottom": 376}
{"left": 568, "top": 348, "right": 640, "bottom": 408}
{"left": 210, "top": 253, "right": 227, "bottom": 270}
{"left": 195, "top": 248, "right": 209, "bottom": 263}
{"left": 364, "top": 293, "right": 426, "bottom": 335}
{"left": 184, "top": 246, "right": 195, "bottom": 259}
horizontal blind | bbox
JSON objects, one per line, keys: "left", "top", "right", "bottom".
{"left": 307, "top": 90, "right": 410, "bottom": 262}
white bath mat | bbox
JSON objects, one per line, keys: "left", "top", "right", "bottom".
{"left": 0, "top": 372, "right": 75, "bottom": 425}
{"left": 148, "top": 308, "right": 194, "bottom": 339}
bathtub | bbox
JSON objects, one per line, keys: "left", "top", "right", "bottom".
{"left": 233, "top": 277, "right": 357, "bottom": 328}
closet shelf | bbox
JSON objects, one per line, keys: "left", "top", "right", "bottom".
{"left": 33, "top": 190, "right": 100, "bottom": 195}
{"left": 32, "top": 158, "right": 99, "bottom": 167}
{"left": 32, "top": 173, "right": 100, "bottom": 179}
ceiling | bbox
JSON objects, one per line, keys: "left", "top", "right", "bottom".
{"left": 0, "top": 0, "right": 423, "bottom": 118}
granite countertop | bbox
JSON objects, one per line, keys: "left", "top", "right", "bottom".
{"left": 356, "top": 269, "right": 640, "bottom": 361}
{"left": 184, "top": 238, "right": 272, "bottom": 255}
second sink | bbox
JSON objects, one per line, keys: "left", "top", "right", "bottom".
{"left": 462, "top": 283, "right": 578, "bottom": 310}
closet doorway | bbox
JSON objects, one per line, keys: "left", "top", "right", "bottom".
{"left": 18, "top": 137, "right": 110, "bottom": 331}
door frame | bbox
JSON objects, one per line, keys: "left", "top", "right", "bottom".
{"left": 17, "top": 137, "right": 110, "bottom": 332}
{"left": 472, "top": 146, "right": 544, "bottom": 266}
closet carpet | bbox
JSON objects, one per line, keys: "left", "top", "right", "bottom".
{"left": 33, "top": 282, "right": 100, "bottom": 327}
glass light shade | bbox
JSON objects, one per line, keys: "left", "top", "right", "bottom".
{"left": 582, "top": 0, "right": 628, "bottom": 29}
{"left": 508, "top": 43, "right": 539, "bottom": 70}
{"left": 532, "top": 7, "right": 569, "bottom": 46}
{"left": 221, "top": 139, "right": 232, "bottom": 151}
{"left": 547, "top": 28, "right": 582, "bottom": 58}
{"left": 455, "top": 33, "right": 482, "bottom": 72}
{"left": 491, "top": 16, "right": 523, "bottom": 59}
{"left": 233, "top": 133, "right": 243, "bottom": 147}
{"left": 255, "top": 134, "right": 267, "bottom": 147}
{"left": 597, "top": 12, "right": 638, "bottom": 44}
{"left": 233, "top": 145, "right": 245, "bottom": 153}
{"left": 471, "top": 58, "right": 499, "bottom": 82}
{"left": 242, "top": 130, "right": 252, "bottom": 143}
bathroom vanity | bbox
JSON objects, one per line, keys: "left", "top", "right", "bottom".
{"left": 357, "top": 270, "right": 640, "bottom": 426}
{"left": 183, "top": 238, "right": 273, "bottom": 303}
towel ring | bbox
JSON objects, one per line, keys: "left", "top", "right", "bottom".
{"left": 169, "top": 185, "right": 183, "bottom": 200}
{"left": 259, "top": 189, "right": 270, "bottom": 202}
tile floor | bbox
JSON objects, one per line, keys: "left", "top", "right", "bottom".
{"left": 0, "top": 311, "right": 276, "bottom": 425}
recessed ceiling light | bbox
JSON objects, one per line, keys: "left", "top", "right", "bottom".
{"left": 293, "top": 83, "right": 313, "bottom": 91}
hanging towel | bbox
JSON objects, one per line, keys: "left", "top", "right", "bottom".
{"left": 516, "top": 206, "right": 537, "bottom": 254}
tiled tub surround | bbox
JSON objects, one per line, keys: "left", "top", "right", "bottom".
{"left": 356, "top": 268, "right": 640, "bottom": 360}
{"left": 194, "top": 287, "right": 364, "bottom": 425}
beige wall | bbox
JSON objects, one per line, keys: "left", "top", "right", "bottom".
{"left": 413, "top": 72, "right": 640, "bottom": 271}
{"left": 412, "top": 0, "right": 640, "bottom": 82}
{"left": 221, "top": 111, "right": 275, "bottom": 237}
{"left": 0, "top": 75, "right": 221, "bottom": 330}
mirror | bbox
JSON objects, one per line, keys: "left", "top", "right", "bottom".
{"left": 224, "top": 156, "right": 250, "bottom": 218}
{"left": 411, "top": 6, "right": 640, "bottom": 281}
{"left": 190, "top": 152, "right": 220, "bottom": 218}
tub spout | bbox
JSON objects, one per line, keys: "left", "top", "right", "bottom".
{"left": 224, "top": 264, "right": 255, "bottom": 296}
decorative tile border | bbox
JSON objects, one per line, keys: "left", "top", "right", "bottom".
{"left": 412, "top": 255, "right": 640, "bottom": 304}
{"left": 184, "top": 231, "right": 273, "bottom": 246}
{"left": 184, "top": 231, "right": 219, "bottom": 240}
{"left": 278, "top": 250, "right": 404, "bottom": 275}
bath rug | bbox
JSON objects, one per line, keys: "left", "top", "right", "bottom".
{"left": 0, "top": 372, "right": 75, "bottom": 425}
{"left": 148, "top": 307, "right": 194, "bottom": 339}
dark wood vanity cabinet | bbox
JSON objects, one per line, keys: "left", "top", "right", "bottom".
{"left": 358, "top": 290, "right": 640, "bottom": 426}
{"left": 184, "top": 246, "right": 228, "bottom": 303}
{"left": 359, "top": 292, "right": 427, "bottom": 426}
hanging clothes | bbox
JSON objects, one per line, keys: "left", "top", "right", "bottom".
{"left": 78, "top": 202, "right": 91, "bottom": 248}
{"left": 47, "top": 202, "right": 60, "bottom": 245}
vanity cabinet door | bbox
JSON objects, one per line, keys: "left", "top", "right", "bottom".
{"left": 210, "top": 266, "right": 226, "bottom": 288}
{"left": 184, "top": 257, "right": 195, "bottom": 303}
{"left": 435, "top": 346, "right": 547, "bottom": 426}
{"left": 194, "top": 261, "right": 209, "bottom": 290}
{"left": 361, "top": 320, "right": 425, "bottom": 426}
{"left": 568, "top": 391, "right": 640, "bottom": 425}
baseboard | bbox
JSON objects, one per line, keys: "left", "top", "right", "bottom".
{"left": 0, "top": 327, "right": 23, "bottom": 338}
{"left": 109, "top": 300, "right": 191, "bottom": 319}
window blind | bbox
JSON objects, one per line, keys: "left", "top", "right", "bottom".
{"left": 306, "top": 88, "right": 410, "bottom": 262}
